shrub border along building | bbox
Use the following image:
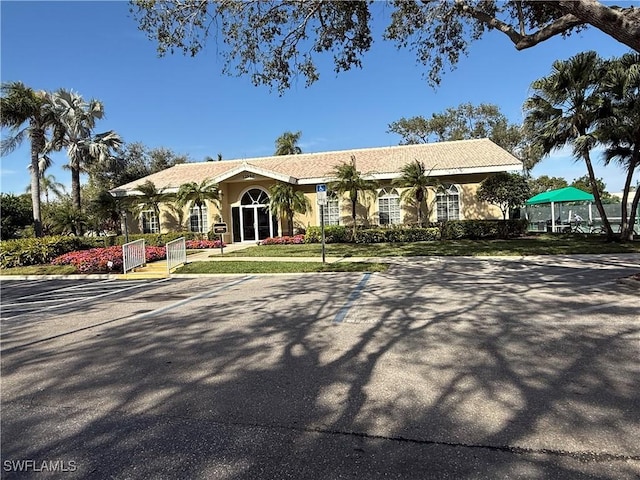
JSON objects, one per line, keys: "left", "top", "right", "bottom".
{"left": 0, "top": 220, "right": 528, "bottom": 269}
{"left": 304, "top": 220, "right": 528, "bottom": 244}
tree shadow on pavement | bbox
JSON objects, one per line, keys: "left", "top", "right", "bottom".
{"left": 2, "top": 259, "right": 639, "bottom": 479}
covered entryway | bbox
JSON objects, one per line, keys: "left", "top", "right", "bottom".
{"left": 231, "top": 188, "right": 278, "bottom": 242}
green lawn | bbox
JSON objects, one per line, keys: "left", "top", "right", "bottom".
{"left": 2, "top": 235, "right": 637, "bottom": 276}
{"left": 0, "top": 265, "right": 78, "bottom": 276}
{"left": 175, "top": 261, "right": 389, "bottom": 274}
{"left": 222, "top": 235, "right": 640, "bottom": 257}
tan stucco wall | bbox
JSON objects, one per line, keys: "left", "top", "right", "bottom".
{"left": 125, "top": 173, "right": 504, "bottom": 239}
{"left": 294, "top": 176, "right": 503, "bottom": 228}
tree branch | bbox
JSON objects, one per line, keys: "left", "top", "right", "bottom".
{"left": 557, "top": 0, "right": 640, "bottom": 52}
{"left": 455, "top": 0, "right": 584, "bottom": 51}
{"left": 455, "top": 1, "right": 523, "bottom": 45}
{"left": 514, "top": 13, "right": 585, "bottom": 50}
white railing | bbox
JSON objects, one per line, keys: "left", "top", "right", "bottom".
{"left": 122, "top": 239, "right": 145, "bottom": 274}
{"left": 166, "top": 237, "right": 187, "bottom": 273}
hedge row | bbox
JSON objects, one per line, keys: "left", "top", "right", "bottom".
{"left": 1, "top": 221, "right": 529, "bottom": 268}
{"left": 0, "top": 236, "right": 101, "bottom": 268}
{"left": 0, "top": 232, "right": 209, "bottom": 269}
{"left": 103, "top": 231, "right": 205, "bottom": 247}
{"left": 305, "top": 226, "right": 352, "bottom": 243}
{"left": 304, "top": 220, "right": 528, "bottom": 244}
{"left": 439, "top": 219, "right": 528, "bottom": 240}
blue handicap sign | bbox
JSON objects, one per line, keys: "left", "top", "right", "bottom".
{"left": 316, "top": 184, "right": 327, "bottom": 193}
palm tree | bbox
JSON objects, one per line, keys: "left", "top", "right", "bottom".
{"left": 328, "top": 157, "right": 378, "bottom": 239}
{"left": 48, "top": 89, "right": 122, "bottom": 210}
{"left": 176, "top": 178, "right": 220, "bottom": 234}
{"left": 87, "top": 189, "right": 123, "bottom": 234}
{"left": 598, "top": 52, "right": 640, "bottom": 241}
{"left": 133, "top": 180, "right": 170, "bottom": 232}
{"left": 26, "top": 155, "right": 65, "bottom": 205}
{"left": 392, "top": 159, "right": 439, "bottom": 226}
{"left": 27, "top": 173, "right": 66, "bottom": 206}
{"left": 268, "top": 183, "right": 312, "bottom": 235}
{"left": 50, "top": 201, "right": 87, "bottom": 236}
{"left": 1, "top": 82, "right": 56, "bottom": 237}
{"left": 274, "top": 131, "right": 303, "bottom": 155}
{"left": 524, "top": 51, "right": 615, "bottom": 240}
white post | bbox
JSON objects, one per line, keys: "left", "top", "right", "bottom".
{"left": 551, "top": 202, "right": 556, "bottom": 232}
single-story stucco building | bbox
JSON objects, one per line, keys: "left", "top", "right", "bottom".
{"left": 110, "top": 138, "right": 523, "bottom": 244}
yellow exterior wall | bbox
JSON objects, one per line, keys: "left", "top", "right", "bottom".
{"left": 125, "top": 173, "right": 505, "bottom": 239}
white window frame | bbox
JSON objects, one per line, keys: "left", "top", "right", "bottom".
{"left": 378, "top": 188, "right": 401, "bottom": 225}
{"left": 321, "top": 192, "right": 340, "bottom": 226}
{"left": 189, "top": 205, "right": 209, "bottom": 233}
{"left": 436, "top": 184, "right": 460, "bottom": 221}
{"left": 141, "top": 209, "right": 159, "bottom": 234}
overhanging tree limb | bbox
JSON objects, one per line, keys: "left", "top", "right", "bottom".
{"left": 557, "top": 0, "right": 640, "bottom": 52}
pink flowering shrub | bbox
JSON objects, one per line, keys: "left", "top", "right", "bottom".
{"left": 145, "top": 246, "right": 166, "bottom": 262}
{"left": 185, "top": 239, "right": 225, "bottom": 249}
{"left": 51, "top": 246, "right": 166, "bottom": 273}
{"left": 260, "top": 235, "right": 305, "bottom": 245}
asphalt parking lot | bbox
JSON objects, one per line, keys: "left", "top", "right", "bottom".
{"left": 1, "top": 255, "right": 639, "bottom": 479}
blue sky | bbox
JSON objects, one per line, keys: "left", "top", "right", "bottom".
{"left": 1, "top": 0, "right": 636, "bottom": 196}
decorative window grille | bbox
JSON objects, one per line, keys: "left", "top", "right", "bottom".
{"left": 324, "top": 192, "right": 340, "bottom": 225}
{"left": 378, "top": 188, "right": 401, "bottom": 225}
{"left": 436, "top": 184, "right": 460, "bottom": 221}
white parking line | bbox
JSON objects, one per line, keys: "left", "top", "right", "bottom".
{"left": 133, "top": 276, "right": 255, "bottom": 320}
{"left": 1, "top": 279, "right": 170, "bottom": 321}
{"left": 0, "top": 279, "right": 49, "bottom": 289}
{"left": 2, "top": 298, "right": 77, "bottom": 307}
{"left": 2, "top": 276, "right": 257, "bottom": 352}
{"left": 8, "top": 279, "right": 114, "bottom": 301}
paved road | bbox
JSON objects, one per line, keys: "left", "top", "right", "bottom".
{"left": 2, "top": 255, "right": 639, "bottom": 479}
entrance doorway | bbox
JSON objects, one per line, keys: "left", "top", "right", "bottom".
{"left": 231, "top": 188, "right": 278, "bottom": 242}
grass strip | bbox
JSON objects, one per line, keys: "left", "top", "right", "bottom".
{"left": 0, "top": 265, "right": 78, "bottom": 275}
{"left": 221, "top": 235, "right": 640, "bottom": 258}
{"left": 175, "top": 261, "right": 389, "bottom": 274}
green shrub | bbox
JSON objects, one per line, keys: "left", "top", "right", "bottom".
{"left": 354, "top": 227, "right": 439, "bottom": 243}
{"left": 0, "top": 236, "right": 100, "bottom": 268}
{"left": 353, "top": 229, "right": 387, "bottom": 244}
{"left": 304, "top": 221, "right": 526, "bottom": 245}
{"left": 439, "top": 220, "right": 528, "bottom": 240}
{"left": 305, "top": 225, "right": 351, "bottom": 243}
{"left": 106, "top": 232, "right": 203, "bottom": 247}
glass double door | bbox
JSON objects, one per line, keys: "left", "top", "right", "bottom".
{"left": 241, "top": 206, "right": 272, "bottom": 242}
{"left": 232, "top": 188, "right": 279, "bottom": 242}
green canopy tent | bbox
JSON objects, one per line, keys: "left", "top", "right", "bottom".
{"left": 525, "top": 187, "right": 595, "bottom": 232}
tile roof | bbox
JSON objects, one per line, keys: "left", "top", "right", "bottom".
{"left": 111, "top": 138, "right": 522, "bottom": 194}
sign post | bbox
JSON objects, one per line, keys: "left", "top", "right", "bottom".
{"left": 213, "top": 222, "right": 228, "bottom": 255}
{"left": 316, "top": 184, "right": 327, "bottom": 264}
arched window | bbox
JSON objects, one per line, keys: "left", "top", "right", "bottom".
{"left": 378, "top": 188, "right": 401, "bottom": 225}
{"left": 436, "top": 184, "right": 460, "bottom": 221}
{"left": 325, "top": 191, "right": 340, "bottom": 225}
{"left": 241, "top": 188, "right": 269, "bottom": 205}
